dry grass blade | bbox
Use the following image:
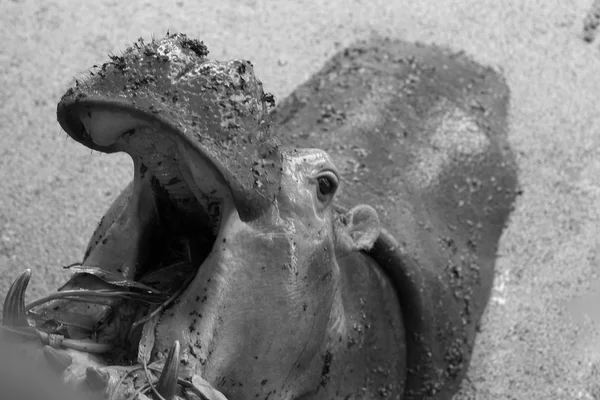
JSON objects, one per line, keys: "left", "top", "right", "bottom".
{"left": 25, "top": 289, "right": 168, "bottom": 313}
{"left": 64, "top": 264, "right": 161, "bottom": 294}
{"left": 137, "top": 314, "right": 159, "bottom": 365}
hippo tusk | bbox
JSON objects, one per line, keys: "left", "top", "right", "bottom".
{"left": 2, "top": 327, "right": 224, "bottom": 400}
{"left": 154, "top": 341, "right": 181, "bottom": 400}
{"left": 43, "top": 345, "right": 73, "bottom": 372}
{"left": 1, "top": 269, "right": 31, "bottom": 327}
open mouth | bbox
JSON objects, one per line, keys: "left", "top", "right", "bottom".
{"left": 1, "top": 32, "right": 282, "bottom": 400}
{"left": 0, "top": 110, "right": 246, "bottom": 400}
{"left": 74, "top": 108, "right": 233, "bottom": 303}
{"left": 1, "top": 113, "right": 232, "bottom": 399}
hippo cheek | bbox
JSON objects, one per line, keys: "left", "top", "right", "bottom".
{"left": 151, "top": 210, "right": 339, "bottom": 398}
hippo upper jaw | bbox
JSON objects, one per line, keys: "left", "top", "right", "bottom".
{"left": 68, "top": 105, "right": 232, "bottom": 224}
{"left": 55, "top": 32, "right": 283, "bottom": 223}
{"left": 57, "top": 98, "right": 277, "bottom": 223}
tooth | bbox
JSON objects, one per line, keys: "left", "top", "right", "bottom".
{"left": 85, "top": 366, "right": 110, "bottom": 390}
{"left": 2, "top": 269, "right": 32, "bottom": 327}
{"left": 156, "top": 340, "right": 180, "bottom": 400}
{"left": 42, "top": 345, "right": 72, "bottom": 372}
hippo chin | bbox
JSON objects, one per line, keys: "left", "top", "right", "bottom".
{"left": 0, "top": 33, "right": 518, "bottom": 400}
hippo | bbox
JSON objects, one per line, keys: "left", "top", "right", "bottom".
{"left": 0, "top": 33, "right": 518, "bottom": 400}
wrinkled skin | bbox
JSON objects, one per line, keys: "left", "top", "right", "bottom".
{"left": 0, "top": 34, "right": 518, "bottom": 400}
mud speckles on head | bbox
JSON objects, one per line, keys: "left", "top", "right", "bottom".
{"left": 180, "top": 36, "right": 209, "bottom": 58}
{"left": 108, "top": 54, "right": 127, "bottom": 72}
{"left": 262, "top": 92, "right": 276, "bottom": 109}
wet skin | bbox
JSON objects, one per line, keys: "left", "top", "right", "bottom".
{"left": 0, "top": 33, "right": 517, "bottom": 400}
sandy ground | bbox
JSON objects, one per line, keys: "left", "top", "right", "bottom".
{"left": 1, "top": 0, "right": 599, "bottom": 398}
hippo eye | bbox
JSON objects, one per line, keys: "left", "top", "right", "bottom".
{"left": 316, "top": 173, "right": 338, "bottom": 202}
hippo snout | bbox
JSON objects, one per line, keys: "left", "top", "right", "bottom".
{"left": 56, "top": 33, "right": 282, "bottom": 222}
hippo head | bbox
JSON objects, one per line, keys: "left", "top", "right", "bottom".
{"left": 1, "top": 33, "right": 380, "bottom": 400}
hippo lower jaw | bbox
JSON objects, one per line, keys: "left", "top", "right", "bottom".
{"left": 1, "top": 112, "right": 238, "bottom": 400}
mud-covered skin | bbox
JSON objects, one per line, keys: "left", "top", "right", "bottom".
{"left": 271, "top": 38, "right": 518, "bottom": 399}
{"left": 0, "top": 34, "right": 518, "bottom": 400}
{"left": 32, "top": 33, "right": 283, "bottom": 346}
{"left": 59, "top": 33, "right": 282, "bottom": 221}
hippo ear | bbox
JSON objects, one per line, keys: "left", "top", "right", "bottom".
{"left": 335, "top": 205, "right": 381, "bottom": 255}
